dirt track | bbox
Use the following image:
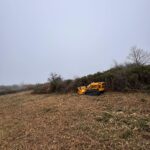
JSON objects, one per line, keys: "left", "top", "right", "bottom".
{"left": 0, "top": 92, "right": 150, "bottom": 150}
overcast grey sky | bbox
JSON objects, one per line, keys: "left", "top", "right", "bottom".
{"left": 0, "top": 0, "right": 150, "bottom": 85}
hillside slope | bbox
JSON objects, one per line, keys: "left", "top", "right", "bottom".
{"left": 33, "top": 65, "right": 150, "bottom": 94}
{"left": 0, "top": 92, "right": 150, "bottom": 149}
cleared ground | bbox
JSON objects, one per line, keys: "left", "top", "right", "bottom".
{"left": 0, "top": 92, "right": 150, "bottom": 150}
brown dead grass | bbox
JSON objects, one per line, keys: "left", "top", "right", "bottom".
{"left": 0, "top": 92, "right": 150, "bottom": 150}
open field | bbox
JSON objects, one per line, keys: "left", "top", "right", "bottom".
{"left": 0, "top": 92, "right": 150, "bottom": 150}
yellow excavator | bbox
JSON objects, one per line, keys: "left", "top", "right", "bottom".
{"left": 77, "top": 82, "right": 105, "bottom": 95}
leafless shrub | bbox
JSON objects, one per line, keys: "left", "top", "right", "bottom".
{"left": 128, "top": 46, "right": 150, "bottom": 66}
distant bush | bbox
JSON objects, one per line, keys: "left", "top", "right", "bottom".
{"left": 33, "top": 74, "right": 74, "bottom": 94}
{"left": 47, "top": 73, "right": 63, "bottom": 93}
{"left": 32, "top": 83, "right": 49, "bottom": 94}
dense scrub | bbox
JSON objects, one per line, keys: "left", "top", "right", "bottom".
{"left": 33, "top": 64, "right": 150, "bottom": 94}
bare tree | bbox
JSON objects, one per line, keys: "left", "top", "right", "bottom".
{"left": 48, "top": 73, "right": 62, "bottom": 83}
{"left": 128, "top": 46, "right": 150, "bottom": 65}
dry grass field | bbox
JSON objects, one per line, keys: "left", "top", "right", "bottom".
{"left": 0, "top": 92, "right": 150, "bottom": 150}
